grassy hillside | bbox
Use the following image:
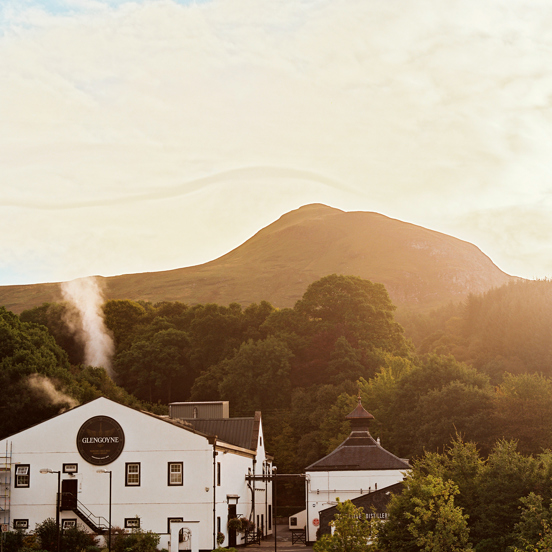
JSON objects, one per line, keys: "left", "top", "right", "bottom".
{"left": 0, "top": 204, "right": 515, "bottom": 313}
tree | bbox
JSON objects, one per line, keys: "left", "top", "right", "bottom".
{"left": 510, "top": 493, "right": 552, "bottom": 551}
{"left": 114, "top": 329, "right": 192, "bottom": 403}
{"left": 103, "top": 299, "right": 148, "bottom": 352}
{"left": 295, "top": 274, "right": 408, "bottom": 353}
{"left": 0, "top": 307, "right": 75, "bottom": 438}
{"left": 471, "top": 440, "right": 541, "bottom": 552}
{"left": 378, "top": 474, "right": 472, "bottom": 552}
{"left": 20, "top": 302, "right": 86, "bottom": 365}
{"left": 492, "top": 373, "right": 552, "bottom": 455}
{"left": 217, "top": 336, "right": 293, "bottom": 413}
{"left": 314, "top": 498, "right": 381, "bottom": 552}
{"left": 384, "top": 355, "right": 493, "bottom": 457}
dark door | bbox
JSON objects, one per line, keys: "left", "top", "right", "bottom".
{"left": 61, "top": 479, "right": 78, "bottom": 510}
{"left": 228, "top": 505, "right": 237, "bottom": 547}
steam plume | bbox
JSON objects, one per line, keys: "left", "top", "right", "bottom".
{"left": 61, "top": 276, "right": 115, "bottom": 376}
{"left": 27, "top": 374, "right": 79, "bottom": 410}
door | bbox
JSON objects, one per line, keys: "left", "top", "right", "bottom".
{"left": 228, "top": 505, "right": 237, "bottom": 547}
{"left": 61, "top": 479, "right": 78, "bottom": 510}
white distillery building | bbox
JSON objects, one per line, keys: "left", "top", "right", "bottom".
{"left": 293, "top": 398, "right": 410, "bottom": 542}
{"left": 0, "top": 397, "right": 273, "bottom": 551}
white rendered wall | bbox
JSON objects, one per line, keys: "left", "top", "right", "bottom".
{"left": 1, "top": 398, "right": 271, "bottom": 551}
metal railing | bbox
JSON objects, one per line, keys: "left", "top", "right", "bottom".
{"left": 61, "top": 492, "right": 110, "bottom": 533}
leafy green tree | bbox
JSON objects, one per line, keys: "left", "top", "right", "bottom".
{"left": 295, "top": 274, "right": 407, "bottom": 353}
{"left": 510, "top": 493, "right": 552, "bottom": 551}
{"left": 20, "top": 302, "right": 86, "bottom": 365}
{"left": 0, "top": 307, "right": 75, "bottom": 438}
{"left": 217, "top": 336, "right": 293, "bottom": 413}
{"left": 378, "top": 474, "right": 472, "bottom": 552}
{"left": 103, "top": 299, "right": 148, "bottom": 352}
{"left": 472, "top": 440, "right": 542, "bottom": 552}
{"left": 325, "top": 337, "right": 368, "bottom": 383}
{"left": 406, "top": 475, "right": 472, "bottom": 552}
{"left": 187, "top": 303, "right": 247, "bottom": 372}
{"left": 383, "top": 355, "right": 493, "bottom": 457}
{"left": 114, "top": 328, "right": 192, "bottom": 402}
{"left": 492, "top": 373, "right": 552, "bottom": 455}
{"left": 314, "top": 499, "right": 381, "bottom": 552}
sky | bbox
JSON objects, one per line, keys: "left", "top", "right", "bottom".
{"left": 2, "top": 0, "right": 552, "bottom": 286}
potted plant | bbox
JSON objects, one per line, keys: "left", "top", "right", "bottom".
{"left": 227, "top": 518, "right": 244, "bottom": 533}
{"left": 241, "top": 519, "right": 255, "bottom": 533}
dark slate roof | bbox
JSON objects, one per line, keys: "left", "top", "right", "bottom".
{"left": 186, "top": 412, "right": 260, "bottom": 451}
{"left": 346, "top": 402, "right": 375, "bottom": 420}
{"left": 306, "top": 432, "right": 410, "bottom": 471}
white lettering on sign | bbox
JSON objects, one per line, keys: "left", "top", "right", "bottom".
{"left": 81, "top": 437, "right": 120, "bottom": 444}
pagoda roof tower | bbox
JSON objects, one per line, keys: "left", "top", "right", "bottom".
{"left": 306, "top": 396, "right": 410, "bottom": 472}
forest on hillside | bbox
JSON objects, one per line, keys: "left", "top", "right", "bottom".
{"left": 4, "top": 276, "right": 552, "bottom": 549}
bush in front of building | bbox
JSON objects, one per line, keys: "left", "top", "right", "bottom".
{"left": 1, "top": 529, "right": 29, "bottom": 552}
{"left": 34, "top": 518, "right": 100, "bottom": 552}
{"left": 110, "top": 526, "right": 160, "bottom": 552}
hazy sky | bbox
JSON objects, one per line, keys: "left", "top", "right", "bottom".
{"left": 2, "top": 0, "right": 552, "bottom": 286}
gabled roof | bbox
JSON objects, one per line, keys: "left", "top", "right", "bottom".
{"left": 306, "top": 399, "right": 410, "bottom": 472}
{"left": 185, "top": 411, "right": 261, "bottom": 451}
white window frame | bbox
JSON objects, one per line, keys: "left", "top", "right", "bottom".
{"left": 13, "top": 519, "right": 29, "bottom": 529}
{"left": 168, "top": 462, "right": 183, "bottom": 486}
{"left": 14, "top": 465, "right": 29, "bottom": 488}
{"left": 125, "top": 463, "right": 140, "bottom": 486}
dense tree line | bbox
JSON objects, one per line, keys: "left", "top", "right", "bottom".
{"left": 9, "top": 274, "right": 552, "bottom": 534}
{"left": 400, "top": 279, "right": 552, "bottom": 382}
{"left": 12, "top": 276, "right": 552, "bottom": 464}
{"left": 378, "top": 437, "right": 552, "bottom": 552}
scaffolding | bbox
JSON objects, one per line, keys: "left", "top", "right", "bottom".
{"left": 0, "top": 442, "right": 12, "bottom": 528}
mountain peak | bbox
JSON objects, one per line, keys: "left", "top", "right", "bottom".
{"left": 0, "top": 205, "right": 515, "bottom": 313}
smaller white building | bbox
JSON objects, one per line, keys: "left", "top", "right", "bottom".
{"left": 298, "top": 398, "right": 410, "bottom": 541}
{"left": 0, "top": 397, "right": 273, "bottom": 551}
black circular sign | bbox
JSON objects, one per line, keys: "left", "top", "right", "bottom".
{"left": 77, "top": 416, "right": 125, "bottom": 466}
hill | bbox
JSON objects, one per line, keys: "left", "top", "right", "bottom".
{"left": 0, "top": 204, "right": 515, "bottom": 313}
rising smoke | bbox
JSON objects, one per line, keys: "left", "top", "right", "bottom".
{"left": 27, "top": 374, "right": 79, "bottom": 410}
{"left": 61, "top": 276, "right": 115, "bottom": 377}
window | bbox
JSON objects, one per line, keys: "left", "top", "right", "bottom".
{"left": 217, "top": 462, "right": 221, "bottom": 486}
{"left": 125, "top": 463, "right": 140, "bottom": 486}
{"left": 168, "top": 462, "right": 183, "bottom": 486}
{"left": 125, "top": 518, "right": 140, "bottom": 529}
{"left": 13, "top": 519, "right": 29, "bottom": 529}
{"left": 290, "top": 517, "right": 297, "bottom": 527}
{"left": 62, "top": 519, "right": 77, "bottom": 529}
{"left": 268, "top": 505, "right": 272, "bottom": 530}
{"left": 63, "top": 463, "right": 78, "bottom": 474}
{"left": 14, "top": 465, "right": 30, "bottom": 488}
{"left": 217, "top": 516, "right": 221, "bottom": 533}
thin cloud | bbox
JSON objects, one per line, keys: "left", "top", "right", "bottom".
{"left": 0, "top": 166, "right": 356, "bottom": 210}
{"left": 1, "top": 0, "right": 552, "bottom": 284}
